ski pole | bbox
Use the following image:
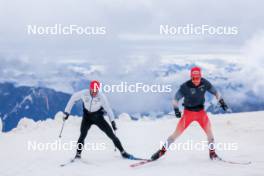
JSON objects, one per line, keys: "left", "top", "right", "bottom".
{"left": 59, "top": 120, "right": 66, "bottom": 138}
{"left": 114, "top": 130, "right": 117, "bottom": 152}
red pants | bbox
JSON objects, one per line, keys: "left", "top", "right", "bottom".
{"left": 176, "top": 109, "right": 212, "bottom": 135}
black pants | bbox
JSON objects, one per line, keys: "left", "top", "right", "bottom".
{"left": 76, "top": 109, "right": 124, "bottom": 155}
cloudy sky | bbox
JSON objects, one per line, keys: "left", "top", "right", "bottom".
{"left": 1, "top": 0, "right": 263, "bottom": 61}
{"left": 0, "top": 0, "right": 264, "bottom": 113}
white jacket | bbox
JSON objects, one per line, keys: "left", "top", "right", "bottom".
{"left": 64, "top": 89, "right": 115, "bottom": 122}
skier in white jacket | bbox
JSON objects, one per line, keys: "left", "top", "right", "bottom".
{"left": 63, "top": 80, "right": 133, "bottom": 159}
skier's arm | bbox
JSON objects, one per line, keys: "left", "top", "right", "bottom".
{"left": 205, "top": 80, "right": 229, "bottom": 111}
{"left": 172, "top": 87, "right": 184, "bottom": 118}
{"left": 172, "top": 87, "right": 184, "bottom": 108}
{"left": 100, "top": 93, "right": 115, "bottom": 122}
{"left": 209, "top": 86, "right": 221, "bottom": 101}
{"left": 64, "top": 91, "right": 83, "bottom": 114}
{"left": 204, "top": 79, "right": 221, "bottom": 100}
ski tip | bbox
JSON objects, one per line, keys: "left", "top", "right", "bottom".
{"left": 214, "top": 157, "right": 252, "bottom": 165}
{"left": 240, "top": 161, "right": 252, "bottom": 165}
{"left": 129, "top": 159, "right": 153, "bottom": 168}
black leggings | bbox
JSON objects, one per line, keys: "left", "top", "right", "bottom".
{"left": 76, "top": 110, "right": 124, "bottom": 154}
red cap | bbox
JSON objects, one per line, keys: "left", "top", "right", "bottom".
{"left": 190, "top": 67, "right": 202, "bottom": 78}
{"left": 90, "top": 80, "right": 100, "bottom": 91}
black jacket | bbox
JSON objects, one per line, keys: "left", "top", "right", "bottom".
{"left": 175, "top": 78, "right": 217, "bottom": 111}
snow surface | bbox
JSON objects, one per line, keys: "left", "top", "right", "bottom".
{"left": 1, "top": 111, "right": 264, "bottom": 176}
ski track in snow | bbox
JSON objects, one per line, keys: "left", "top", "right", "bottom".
{"left": 0, "top": 111, "right": 264, "bottom": 176}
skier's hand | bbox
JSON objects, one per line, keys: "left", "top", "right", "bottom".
{"left": 111, "top": 121, "right": 117, "bottom": 131}
{"left": 174, "top": 108, "right": 182, "bottom": 118}
{"left": 219, "top": 98, "right": 228, "bottom": 111}
{"left": 63, "top": 112, "right": 70, "bottom": 121}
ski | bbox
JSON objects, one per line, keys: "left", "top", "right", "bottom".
{"left": 130, "top": 159, "right": 153, "bottom": 167}
{"left": 60, "top": 158, "right": 76, "bottom": 167}
{"left": 130, "top": 157, "right": 251, "bottom": 168}
{"left": 214, "top": 156, "right": 251, "bottom": 165}
{"left": 127, "top": 155, "right": 147, "bottom": 161}
{"left": 60, "top": 158, "right": 89, "bottom": 167}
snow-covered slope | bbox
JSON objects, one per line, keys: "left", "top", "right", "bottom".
{"left": 1, "top": 111, "right": 264, "bottom": 176}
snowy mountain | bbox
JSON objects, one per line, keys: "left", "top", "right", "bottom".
{"left": 1, "top": 56, "right": 264, "bottom": 132}
{"left": 0, "top": 82, "right": 82, "bottom": 132}
{"left": 0, "top": 111, "right": 263, "bottom": 175}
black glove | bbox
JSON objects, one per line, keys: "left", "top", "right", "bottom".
{"left": 111, "top": 121, "right": 117, "bottom": 131}
{"left": 63, "top": 112, "right": 70, "bottom": 121}
{"left": 219, "top": 98, "right": 228, "bottom": 111}
{"left": 174, "top": 108, "right": 182, "bottom": 118}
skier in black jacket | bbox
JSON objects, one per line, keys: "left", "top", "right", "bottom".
{"left": 151, "top": 66, "right": 229, "bottom": 161}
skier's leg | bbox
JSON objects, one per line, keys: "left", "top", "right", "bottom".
{"left": 196, "top": 111, "right": 218, "bottom": 159}
{"left": 95, "top": 118, "right": 134, "bottom": 158}
{"left": 151, "top": 110, "right": 194, "bottom": 160}
{"left": 76, "top": 117, "right": 92, "bottom": 156}
{"left": 197, "top": 111, "right": 214, "bottom": 142}
{"left": 166, "top": 110, "right": 194, "bottom": 146}
{"left": 95, "top": 117, "right": 125, "bottom": 153}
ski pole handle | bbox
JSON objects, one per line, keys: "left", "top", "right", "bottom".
{"left": 59, "top": 120, "right": 65, "bottom": 138}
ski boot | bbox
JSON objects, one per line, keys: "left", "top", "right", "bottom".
{"left": 121, "top": 151, "right": 133, "bottom": 159}
{"left": 151, "top": 146, "right": 167, "bottom": 161}
{"left": 209, "top": 149, "right": 219, "bottom": 160}
{"left": 74, "top": 153, "right": 81, "bottom": 159}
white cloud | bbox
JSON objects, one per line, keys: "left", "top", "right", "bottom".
{"left": 0, "top": 0, "right": 264, "bottom": 113}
